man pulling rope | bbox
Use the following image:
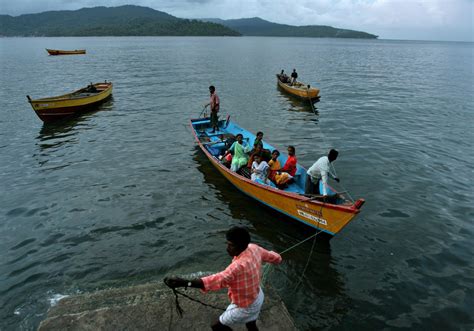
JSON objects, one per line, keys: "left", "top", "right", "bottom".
{"left": 164, "top": 226, "right": 282, "bottom": 331}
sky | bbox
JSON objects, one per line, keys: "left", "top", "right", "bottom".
{"left": 1, "top": 0, "right": 473, "bottom": 41}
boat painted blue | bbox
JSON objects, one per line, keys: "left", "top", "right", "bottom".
{"left": 190, "top": 116, "right": 365, "bottom": 236}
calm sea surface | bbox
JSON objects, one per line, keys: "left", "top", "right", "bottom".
{"left": 0, "top": 37, "right": 473, "bottom": 330}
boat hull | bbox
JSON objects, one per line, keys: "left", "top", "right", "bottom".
{"left": 28, "top": 82, "right": 112, "bottom": 123}
{"left": 46, "top": 49, "right": 86, "bottom": 55}
{"left": 276, "top": 75, "right": 320, "bottom": 102}
{"left": 190, "top": 118, "right": 364, "bottom": 236}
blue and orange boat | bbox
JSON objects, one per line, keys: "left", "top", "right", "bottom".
{"left": 190, "top": 117, "right": 365, "bottom": 236}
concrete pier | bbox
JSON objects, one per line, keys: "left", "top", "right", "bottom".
{"left": 38, "top": 282, "right": 297, "bottom": 330}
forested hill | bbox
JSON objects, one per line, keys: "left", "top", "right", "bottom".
{"left": 203, "top": 17, "right": 378, "bottom": 39}
{"left": 0, "top": 5, "right": 240, "bottom": 36}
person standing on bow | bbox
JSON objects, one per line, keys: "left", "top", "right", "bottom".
{"left": 165, "top": 226, "right": 282, "bottom": 331}
{"left": 205, "top": 85, "right": 220, "bottom": 133}
{"left": 305, "top": 149, "right": 340, "bottom": 195}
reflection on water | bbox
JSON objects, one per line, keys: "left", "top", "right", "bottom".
{"left": 34, "top": 98, "right": 114, "bottom": 168}
{"left": 276, "top": 85, "right": 320, "bottom": 114}
{"left": 193, "top": 147, "right": 349, "bottom": 329}
{"left": 2, "top": 37, "right": 473, "bottom": 330}
{"left": 35, "top": 98, "right": 114, "bottom": 150}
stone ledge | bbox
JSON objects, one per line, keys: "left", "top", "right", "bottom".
{"left": 38, "top": 282, "right": 297, "bottom": 330}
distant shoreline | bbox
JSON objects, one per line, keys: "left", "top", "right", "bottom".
{"left": 1, "top": 36, "right": 472, "bottom": 43}
{"left": 0, "top": 5, "right": 377, "bottom": 39}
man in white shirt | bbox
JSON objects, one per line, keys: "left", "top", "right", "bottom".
{"left": 305, "top": 149, "right": 340, "bottom": 195}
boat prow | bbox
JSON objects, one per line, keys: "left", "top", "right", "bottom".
{"left": 190, "top": 117, "right": 364, "bottom": 236}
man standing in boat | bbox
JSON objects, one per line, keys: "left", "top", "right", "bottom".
{"left": 205, "top": 85, "right": 220, "bottom": 133}
{"left": 305, "top": 149, "right": 340, "bottom": 196}
{"left": 165, "top": 226, "right": 282, "bottom": 331}
{"left": 290, "top": 69, "right": 298, "bottom": 85}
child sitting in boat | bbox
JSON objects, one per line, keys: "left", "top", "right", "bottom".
{"left": 253, "top": 131, "right": 264, "bottom": 150}
{"left": 247, "top": 144, "right": 271, "bottom": 168}
{"left": 267, "top": 150, "right": 281, "bottom": 182}
{"left": 251, "top": 154, "right": 269, "bottom": 182}
{"left": 251, "top": 154, "right": 277, "bottom": 188}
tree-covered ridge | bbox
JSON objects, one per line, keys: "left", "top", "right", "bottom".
{"left": 203, "top": 17, "right": 378, "bottom": 39}
{"left": 0, "top": 5, "right": 241, "bottom": 36}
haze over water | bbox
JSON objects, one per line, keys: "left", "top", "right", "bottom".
{"left": 0, "top": 37, "right": 473, "bottom": 330}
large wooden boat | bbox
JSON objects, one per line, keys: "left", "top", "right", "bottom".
{"left": 190, "top": 117, "right": 364, "bottom": 236}
{"left": 27, "top": 82, "right": 113, "bottom": 123}
{"left": 276, "top": 74, "right": 320, "bottom": 103}
{"left": 46, "top": 49, "right": 86, "bottom": 55}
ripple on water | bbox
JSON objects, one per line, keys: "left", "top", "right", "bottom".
{"left": 0, "top": 37, "right": 473, "bottom": 331}
{"left": 379, "top": 209, "right": 411, "bottom": 218}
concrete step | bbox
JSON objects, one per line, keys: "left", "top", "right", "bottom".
{"left": 38, "top": 282, "right": 297, "bottom": 331}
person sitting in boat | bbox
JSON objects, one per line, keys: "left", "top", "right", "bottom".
{"left": 279, "top": 70, "right": 289, "bottom": 83}
{"left": 267, "top": 150, "right": 281, "bottom": 182}
{"left": 251, "top": 154, "right": 270, "bottom": 184}
{"left": 87, "top": 84, "right": 97, "bottom": 93}
{"left": 253, "top": 131, "right": 264, "bottom": 150}
{"left": 274, "top": 146, "right": 297, "bottom": 186}
{"left": 220, "top": 152, "right": 233, "bottom": 168}
{"left": 291, "top": 69, "right": 298, "bottom": 85}
{"left": 225, "top": 133, "right": 251, "bottom": 172}
{"left": 305, "top": 149, "right": 340, "bottom": 196}
{"left": 247, "top": 144, "right": 272, "bottom": 168}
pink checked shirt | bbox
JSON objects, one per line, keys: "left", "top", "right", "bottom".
{"left": 201, "top": 243, "right": 282, "bottom": 307}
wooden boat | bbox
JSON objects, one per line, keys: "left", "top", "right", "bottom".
{"left": 276, "top": 74, "right": 320, "bottom": 103}
{"left": 46, "top": 49, "right": 86, "bottom": 55}
{"left": 190, "top": 117, "right": 365, "bottom": 236}
{"left": 27, "top": 82, "right": 113, "bottom": 123}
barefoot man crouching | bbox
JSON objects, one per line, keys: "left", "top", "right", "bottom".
{"left": 165, "top": 226, "right": 282, "bottom": 331}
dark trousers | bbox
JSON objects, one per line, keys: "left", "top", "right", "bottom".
{"left": 305, "top": 175, "right": 320, "bottom": 194}
{"left": 210, "top": 111, "right": 219, "bottom": 129}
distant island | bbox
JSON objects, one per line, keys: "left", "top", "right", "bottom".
{"left": 202, "top": 17, "right": 378, "bottom": 39}
{"left": 0, "top": 5, "right": 377, "bottom": 39}
{"left": 0, "top": 5, "right": 240, "bottom": 37}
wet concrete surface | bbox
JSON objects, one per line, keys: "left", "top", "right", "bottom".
{"left": 38, "top": 282, "right": 296, "bottom": 330}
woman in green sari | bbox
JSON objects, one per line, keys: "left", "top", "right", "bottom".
{"left": 226, "top": 134, "right": 250, "bottom": 172}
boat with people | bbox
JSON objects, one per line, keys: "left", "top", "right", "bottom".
{"left": 276, "top": 72, "right": 320, "bottom": 103}
{"left": 46, "top": 49, "right": 86, "bottom": 55}
{"left": 190, "top": 116, "right": 364, "bottom": 236}
{"left": 27, "top": 81, "right": 113, "bottom": 123}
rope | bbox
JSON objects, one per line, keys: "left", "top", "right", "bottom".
{"left": 279, "top": 230, "right": 321, "bottom": 255}
{"left": 198, "top": 106, "right": 207, "bottom": 118}
{"left": 292, "top": 228, "right": 319, "bottom": 291}
{"left": 164, "top": 279, "right": 225, "bottom": 318}
{"left": 306, "top": 87, "right": 317, "bottom": 114}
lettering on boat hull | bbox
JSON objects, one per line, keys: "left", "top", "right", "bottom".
{"left": 296, "top": 209, "right": 327, "bottom": 225}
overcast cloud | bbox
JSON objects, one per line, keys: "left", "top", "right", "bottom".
{"left": 1, "top": 0, "right": 472, "bottom": 41}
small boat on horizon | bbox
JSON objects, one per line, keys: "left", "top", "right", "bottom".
{"left": 46, "top": 49, "right": 86, "bottom": 55}
{"left": 190, "top": 116, "right": 364, "bottom": 237}
{"left": 27, "top": 81, "right": 113, "bottom": 123}
{"left": 276, "top": 73, "right": 320, "bottom": 103}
